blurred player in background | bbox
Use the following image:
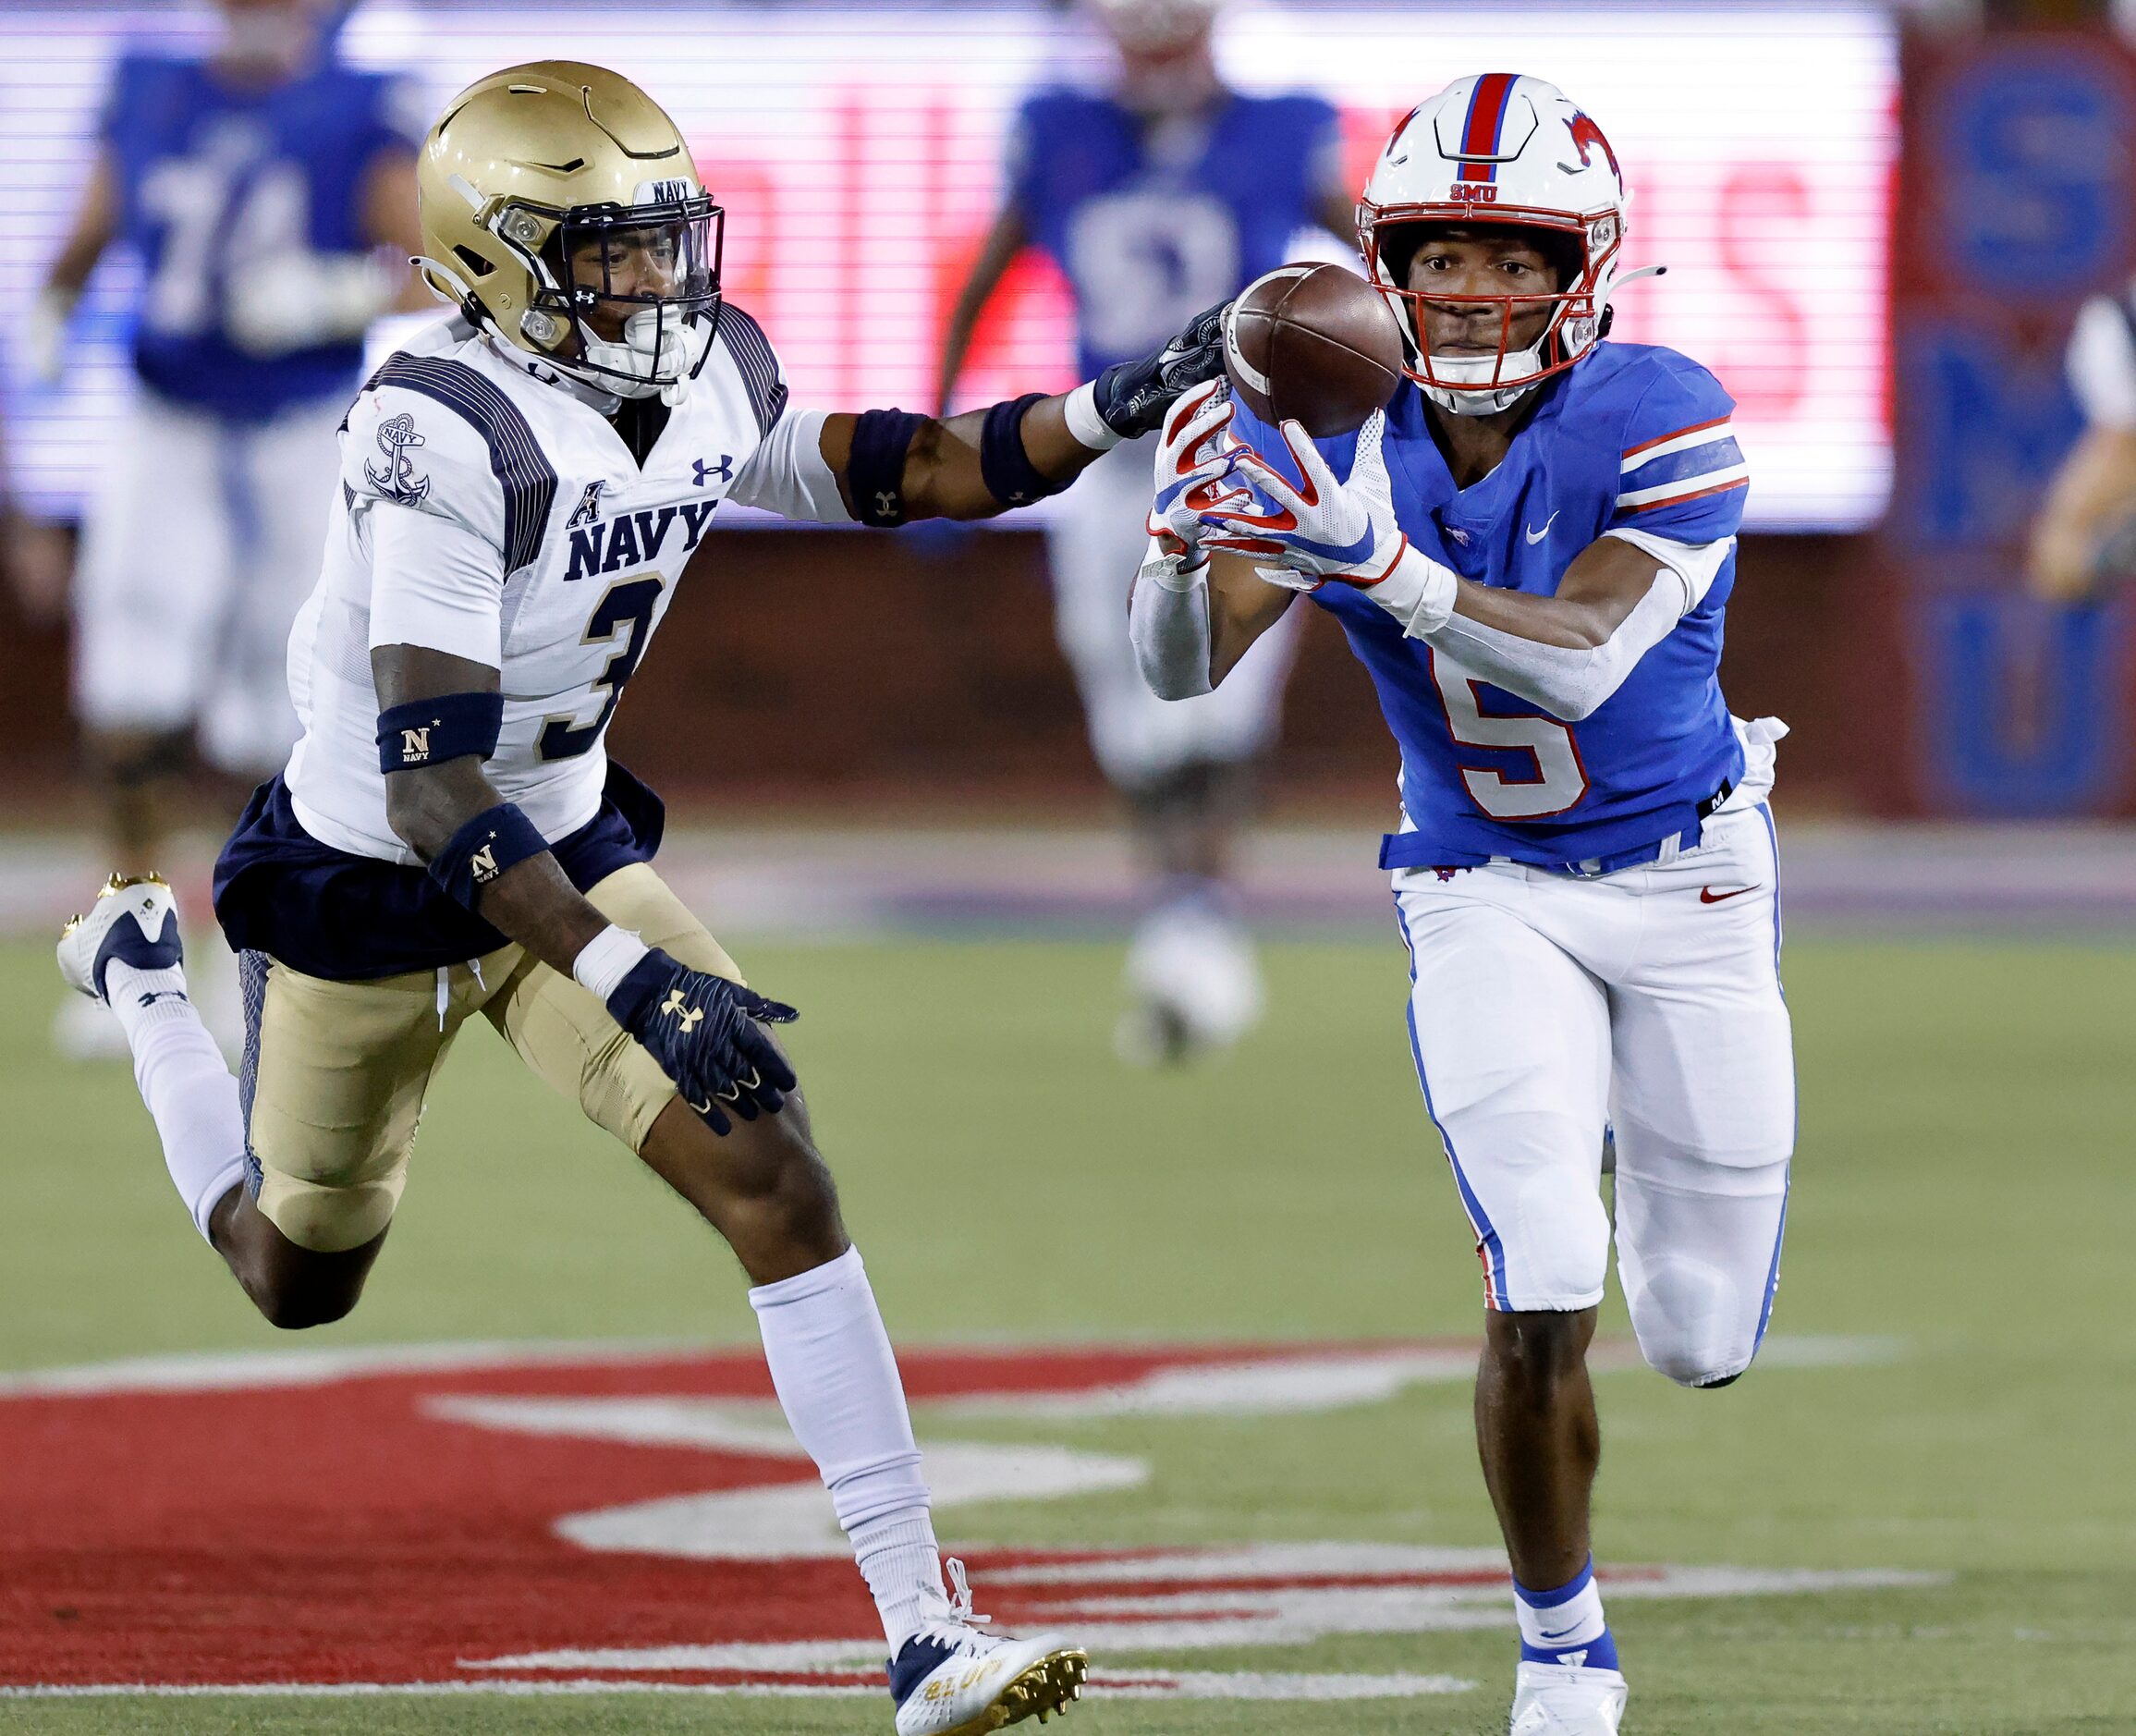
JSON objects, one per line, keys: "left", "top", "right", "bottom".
{"left": 1136, "top": 76, "right": 1793, "bottom": 1735}
{"left": 30, "top": 0, "right": 426, "bottom": 1056}
{"left": 2030, "top": 280, "right": 2136, "bottom": 599}
{"left": 0, "top": 402, "right": 75, "bottom": 636}
{"left": 58, "top": 58, "right": 1227, "bottom": 1736}
{"left": 938, "top": 0, "right": 1350, "bottom": 1064}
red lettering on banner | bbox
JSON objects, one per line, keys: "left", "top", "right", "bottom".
{"left": 1716, "top": 161, "right": 1811, "bottom": 417}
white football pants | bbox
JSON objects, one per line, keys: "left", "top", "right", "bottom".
{"left": 74, "top": 387, "right": 345, "bottom": 776}
{"left": 1396, "top": 801, "right": 1795, "bottom": 1388}
{"left": 1048, "top": 432, "right": 1301, "bottom": 788}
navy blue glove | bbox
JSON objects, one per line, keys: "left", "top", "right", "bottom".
{"left": 1092, "top": 300, "right": 1232, "bottom": 440}
{"left": 606, "top": 948, "right": 799, "bottom": 1135}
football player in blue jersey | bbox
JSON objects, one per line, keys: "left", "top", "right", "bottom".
{"left": 31, "top": 0, "right": 428, "bottom": 1055}
{"left": 939, "top": 0, "right": 1352, "bottom": 1064}
{"left": 1131, "top": 75, "right": 1794, "bottom": 1736}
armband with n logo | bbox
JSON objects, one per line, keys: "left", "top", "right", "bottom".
{"left": 376, "top": 692, "right": 505, "bottom": 774}
{"left": 427, "top": 802, "right": 548, "bottom": 911}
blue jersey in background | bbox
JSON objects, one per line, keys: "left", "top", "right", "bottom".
{"left": 1011, "top": 88, "right": 1340, "bottom": 380}
{"left": 1228, "top": 343, "right": 1752, "bottom": 872}
{"left": 100, "top": 51, "right": 421, "bottom": 421}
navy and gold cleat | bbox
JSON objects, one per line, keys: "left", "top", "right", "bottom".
{"left": 56, "top": 873, "right": 184, "bottom": 1006}
{"left": 889, "top": 1559, "right": 1087, "bottom": 1735}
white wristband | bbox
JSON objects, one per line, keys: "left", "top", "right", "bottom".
{"left": 1063, "top": 380, "right": 1125, "bottom": 452}
{"left": 571, "top": 923, "right": 653, "bottom": 1002}
{"left": 1366, "top": 540, "right": 1460, "bottom": 638}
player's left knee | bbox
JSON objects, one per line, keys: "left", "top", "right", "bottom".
{"left": 1625, "top": 1255, "right": 1759, "bottom": 1388}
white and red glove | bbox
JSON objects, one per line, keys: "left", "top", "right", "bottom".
{"left": 1199, "top": 410, "right": 1458, "bottom": 637}
{"left": 1142, "top": 378, "right": 1245, "bottom": 577}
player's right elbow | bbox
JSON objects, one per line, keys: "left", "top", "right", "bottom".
{"left": 382, "top": 770, "right": 455, "bottom": 863}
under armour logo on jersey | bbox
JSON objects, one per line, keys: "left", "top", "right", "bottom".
{"left": 364, "top": 414, "right": 430, "bottom": 507}
{"left": 692, "top": 455, "right": 734, "bottom": 488}
{"left": 873, "top": 490, "right": 898, "bottom": 518}
{"left": 568, "top": 481, "right": 609, "bottom": 529}
{"left": 660, "top": 989, "right": 704, "bottom": 1033}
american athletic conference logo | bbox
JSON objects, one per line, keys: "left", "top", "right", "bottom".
{"left": 366, "top": 413, "right": 432, "bottom": 507}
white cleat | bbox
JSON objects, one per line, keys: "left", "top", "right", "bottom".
{"left": 56, "top": 873, "right": 186, "bottom": 1008}
{"left": 888, "top": 1559, "right": 1087, "bottom": 1735}
{"left": 1509, "top": 1659, "right": 1629, "bottom": 1734}
{"left": 1117, "top": 895, "right": 1264, "bottom": 1066}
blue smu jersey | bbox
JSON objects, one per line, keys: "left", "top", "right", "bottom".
{"left": 1011, "top": 89, "right": 1340, "bottom": 379}
{"left": 100, "top": 52, "right": 421, "bottom": 419}
{"left": 1231, "top": 343, "right": 1750, "bottom": 871}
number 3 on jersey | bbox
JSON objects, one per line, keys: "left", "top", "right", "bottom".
{"left": 540, "top": 575, "right": 665, "bottom": 761}
{"left": 1430, "top": 649, "right": 1589, "bottom": 819}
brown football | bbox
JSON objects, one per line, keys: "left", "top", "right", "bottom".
{"left": 1223, "top": 262, "right": 1407, "bottom": 437}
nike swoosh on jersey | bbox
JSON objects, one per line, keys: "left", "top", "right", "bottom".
{"left": 1700, "top": 885, "right": 1760, "bottom": 904}
{"left": 1524, "top": 512, "right": 1559, "bottom": 544}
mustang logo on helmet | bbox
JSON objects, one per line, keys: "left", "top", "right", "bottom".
{"left": 409, "top": 61, "right": 726, "bottom": 405}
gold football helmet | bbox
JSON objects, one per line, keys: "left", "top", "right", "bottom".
{"left": 414, "top": 61, "right": 723, "bottom": 399}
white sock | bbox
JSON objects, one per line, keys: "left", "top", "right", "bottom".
{"left": 1514, "top": 1556, "right": 1618, "bottom": 1670}
{"left": 750, "top": 1245, "right": 946, "bottom": 1651}
{"left": 104, "top": 959, "right": 249, "bottom": 1243}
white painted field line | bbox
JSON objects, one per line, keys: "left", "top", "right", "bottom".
{"left": 0, "top": 1332, "right": 1905, "bottom": 1399}
{"left": 0, "top": 1671, "right": 1476, "bottom": 1702}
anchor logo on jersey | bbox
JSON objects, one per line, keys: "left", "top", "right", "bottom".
{"left": 365, "top": 414, "right": 431, "bottom": 507}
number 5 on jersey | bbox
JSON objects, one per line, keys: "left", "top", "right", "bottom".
{"left": 540, "top": 575, "right": 667, "bottom": 761}
{"left": 1430, "top": 648, "right": 1590, "bottom": 820}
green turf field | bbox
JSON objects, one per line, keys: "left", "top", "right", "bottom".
{"left": 3, "top": 932, "right": 2134, "bottom": 1733}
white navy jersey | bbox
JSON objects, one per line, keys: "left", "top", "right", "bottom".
{"left": 283, "top": 309, "right": 851, "bottom": 862}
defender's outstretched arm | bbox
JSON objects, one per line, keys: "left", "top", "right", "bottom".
{"left": 812, "top": 299, "right": 1231, "bottom": 527}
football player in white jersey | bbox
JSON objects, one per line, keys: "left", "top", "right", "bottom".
{"left": 56, "top": 62, "right": 1231, "bottom": 1736}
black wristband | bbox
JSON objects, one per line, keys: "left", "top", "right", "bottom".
{"left": 425, "top": 802, "right": 548, "bottom": 911}
{"left": 377, "top": 691, "right": 504, "bottom": 774}
{"left": 848, "top": 408, "right": 929, "bottom": 528}
{"left": 978, "top": 391, "right": 1067, "bottom": 507}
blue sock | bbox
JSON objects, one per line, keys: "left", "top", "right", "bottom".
{"left": 1513, "top": 1556, "right": 1620, "bottom": 1671}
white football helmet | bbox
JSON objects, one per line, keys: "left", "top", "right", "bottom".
{"left": 1358, "top": 73, "right": 1643, "bottom": 415}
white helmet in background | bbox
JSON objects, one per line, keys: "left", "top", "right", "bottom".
{"left": 1090, "top": 0, "right": 1221, "bottom": 55}
{"left": 1357, "top": 73, "right": 1640, "bottom": 415}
